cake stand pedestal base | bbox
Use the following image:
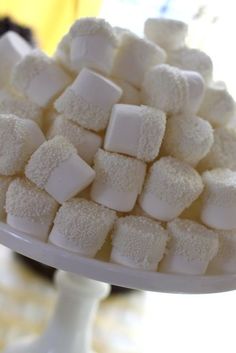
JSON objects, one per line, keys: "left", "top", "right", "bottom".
{"left": 3, "top": 270, "right": 110, "bottom": 353}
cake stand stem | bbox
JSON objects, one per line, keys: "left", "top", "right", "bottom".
{"left": 4, "top": 270, "right": 110, "bottom": 353}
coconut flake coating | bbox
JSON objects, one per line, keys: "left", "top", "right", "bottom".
{"left": 199, "top": 127, "right": 236, "bottom": 171}
{"left": 137, "top": 106, "right": 166, "bottom": 162}
{"left": 25, "top": 136, "right": 77, "bottom": 189}
{"left": 69, "top": 18, "right": 118, "bottom": 46}
{"left": 142, "top": 156, "right": 203, "bottom": 206}
{"left": 167, "top": 47, "right": 213, "bottom": 83}
{"left": 0, "top": 176, "right": 13, "bottom": 218}
{"left": 162, "top": 114, "right": 213, "bottom": 166}
{"left": 0, "top": 94, "right": 43, "bottom": 126}
{"left": 93, "top": 149, "right": 146, "bottom": 193}
{"left": 53, "top": 198, "right": 117, "bottom": 255}
{"left": 0, "top": 114, "right": 36, "bottom": 175}
{"left": 202, "top": 169, "right": 236, "bottom": 207}
{"left": 167, "top": 218, "right": 219, "bottom": 263}
{"left": 6, "top": 178, "right": 58, "bottom": 224}
{"left": 142, "top": 64, "right": 188, "bottom": 114}
{"left": 112, "top": 215, "right": 168, "bottom": 268}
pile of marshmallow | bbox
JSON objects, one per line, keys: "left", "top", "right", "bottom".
{"left": 0, "top": 17, "right": 236, "bottom": 276}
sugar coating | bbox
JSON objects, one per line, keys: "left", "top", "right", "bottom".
{"left": 137, "top": 106, "right": 166, "bottom": 162}
{"left": 0, "top": 176, "right": 13, "bottom": 218}
{"left": 211, "top": 230, "right": 236, "bottom": 265}
{"left": 167, "top": 47, "right": 213, "bottom": 83}
{"left": 69, "top": 18, "right": 117, "bottom": 46}
{"left": 0, "top": 94, "right": 43, "bottom": 126}
{"left": 0, "top": 114, "right": 37, "bottom": 175}
{"left": 47, "top": 115, "right": 101, "bottom": 163}
{"left": 142, "top": 156, "right": 203, "bottom": 206}
{"left": 53, "top": 198, "right": 117, "bottom": 254}
{"left": 112, "top": 78, "right": 141, "bottom": 105}
{"left": 6, "top": 178, "right": 58, "bottom": 224}
{"left": 93, "top": 149, "right": 146, "bottom": 193}
{"left": 144, "top": 18, "right": 188, "bottom": 50}
{"left": 54, "top": 87, "right": 109, "bottom": 132}
{"left": 54, "top": 33, "right": 74, "bottom": 73}
{"left": 202, "top": 169, "right": 236, "bottom": 207}
{"left": 162, "top": 114, "right": 214, "bottom": 166}
{"left": 167, "top": 218, "right": 219, "bottom": 263}
{"left": 112, "top": 32, "right": 166, "bottom": 88}
{"left": 112, "top": 215, "right": 168, "bottom": 268}
{"left": 199, "top": 127, "right": 236, "bottom": 171}
{"left": 198, "top": 85, "right": 235, "bottom": 126}
{"left": 142, "top": 64, "right": 188, "bottom": 114}
{"left": 25, "top": 136, "right": 77, "bottom": 189}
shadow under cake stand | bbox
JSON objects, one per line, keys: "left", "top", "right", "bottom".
{"left": 0, "top": 221, "right": 236, "bottom": 353}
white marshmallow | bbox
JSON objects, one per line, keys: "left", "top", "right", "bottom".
{"left": 198, "top": 85, "right": 235, "bottom": 126}
{"left": 111, "top": 78, "right": 141, "bottom": 105}
{"left": 25, "top": 136, "right": 95, "bottom": 203}
{"left": 0, "top": 176, "right": 13, "bottom": 219}
{"left": 111, "top": 216, "right": 168, "bottom": 271}
{"left": 142, "top": 64, "right": 205, "bottom": 114}
{"left": 69, "top": 18, "right": 118, "bottom": 75}
{"left": 104, "top": 104, "right": 166, "bottom": 162}
{"left": 12, "top": 50, "right": 71, "bottom": 107}
{"left": 144, "top": 18, "right": 188, "bottom": 50}
{"left": 199, "top": 127, "right": 236, "bottom": 171}
{"left": 160, "top": 218, "right": 219, "bottom": 275}
{"left": 47, "top": 115, "right": 102, "bottom": 164}
{"left": 6, "top": 178, "right": 58, "bottom": 241}
{"left": 0, "top": 114, "right": 45, "bottom": 175}
{"left": 207, "top": 230, "right": 236, "bottom": 274}
{"left": 0, "top": 93, "right": 43, "bottom": 126}
{"left": 0, "top": 31, "right": 32, "bottom": 86}
{"left": 139, "top": 156, "right": 203, "bottom": 221}
{"left": 54, "top": 68, "right": 123, "bottom": 132}
{"left": 49, "top": 198, "right": 116, "bottom": 257}
{"left": 162, "top": 114, "right": 213, "bottom": 166}
{"left": 167, "top": 47, "right": 213, "bottom": 84}
{"left": 54, "top": 33, "right": 75, "bottom": 74}
{"left": 112, "top": 32, "right": 166, "bottom": 88}
{"left": 90, "top": 149, "right": 146, "bottom": 212}
{"left": 201, "top": 169, "right": 236, "bottom": 230}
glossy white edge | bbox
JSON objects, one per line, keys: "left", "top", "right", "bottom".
{"left": 0, "top": 221, "right": 235, "bottom": 294}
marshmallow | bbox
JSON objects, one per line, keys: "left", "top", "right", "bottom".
{"left": 111, "top": 216, "right": 168, "bottom": 271}
{"left": 207, "top": 230, "right": 236, "bottom": 274}
{"left": 162, "top": 114, "right": 213, "bottom": 166}
{"left": 160, "top": 218, "right": 219, "bottom": 275}
{"left": 139, "top": 156, "right": 203, "bottom": 221}
{"left": 90, "top": 149, "right": 146, "bottom": 212}
{"left": 201, "top": 169, "right": 236, "bottom": 230}
{"left": 112, "top": 78, "right": 141, "bottom": 105}
{"left": 12, "top": 50, "right": 71, "bottom": 107}
{"left": 198, "top": 85, "right": 235, "bottom": 126}
{"left": 0, "top": 176, "right": 13, "bottom": 219}
{"left": 0, "top": 114, "right": 45, "bottom": 175}
{"left": 167, "top": 47, "right": 213, "bottom": 84}
{"left": 0, "top": 93, "right": 43, "bottom": 126}
{"left": 199, "top": 127, "right": 236, "bottom": 171}
{"left": 25, "top": 136, "right": 95, "bottom": 203}
{"left": 47, "top": 115, "right": 102, "bottom": 164}
{"left": 142, "top": 64, "right": 205, "bottom": 114}
{"left": 0, "top": 31, "right": 32, "bottom": 86}
{"left": 104, "top": 104, "right": 166, "bottom": 162}
{"left": 49, "top": 198, "right": 116, "bottom": 257}
{"left": 6, "top": 178, "right": 58, "bottom": 241}
{"left": 54, "top": 33, "right": 74, "bottom": 74}
{"left": 69, "top": 18, "right": 118, "bottom": 75}
{"left": 144, "top": 18, "right": 188, "bottom": 50}
{"left": 54, "top": 68, "right": 123, "bottom": 132}
{"left": 112, "top": 32, "right": 166, "bottom": 88}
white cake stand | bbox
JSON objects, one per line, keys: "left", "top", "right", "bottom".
{"left": 1, "top": 221, "right": 236, "bottom": 353}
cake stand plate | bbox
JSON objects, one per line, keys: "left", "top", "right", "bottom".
{"left": 0, "top": 221, "right": 235, "bottom": 295}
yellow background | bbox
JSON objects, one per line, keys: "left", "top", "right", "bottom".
{"left": 0, "top": 0, "right": 102, "bottom": 54}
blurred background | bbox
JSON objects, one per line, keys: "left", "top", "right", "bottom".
{"left": 0, "top": 1, "right": 236, "bottom": 352}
